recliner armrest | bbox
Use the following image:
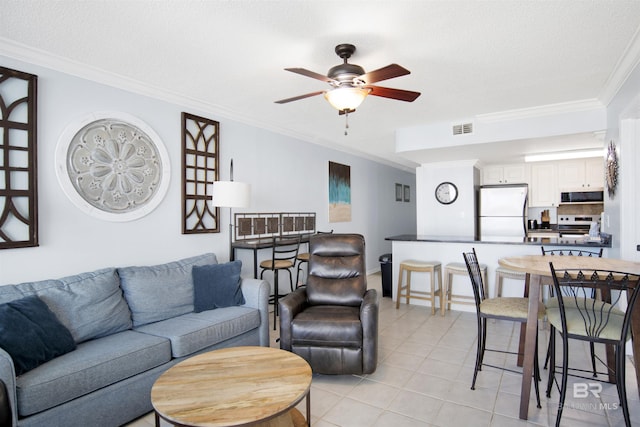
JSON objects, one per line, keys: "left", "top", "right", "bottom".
{"left": 361, "top": 289, "right": 379, "bottom": 374}
{"left": 278, "top": 288, "right": 308, "bottom": 351}
{"left": 361, "top": 289, "right": 378, "bottom": 316}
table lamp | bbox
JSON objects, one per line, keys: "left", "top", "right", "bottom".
{"left": 211, "top": 159, "right": 251, "bottom": 260}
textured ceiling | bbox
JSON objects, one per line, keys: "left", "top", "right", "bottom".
{"left": 2, "top": 0, "right": 640, "bottom": 170}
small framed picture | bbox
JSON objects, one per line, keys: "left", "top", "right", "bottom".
{"left": 395, "top": 183, "right": 403, "bottom": 201}
{"left": 403, "top": 185, "right": 410, "bottom": 202}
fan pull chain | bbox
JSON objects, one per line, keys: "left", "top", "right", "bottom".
{"left": 344, "top": 111, "right": 349, "bottom": 136}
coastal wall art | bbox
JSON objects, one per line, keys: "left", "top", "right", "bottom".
{"left": 328, "top": 161, "right": 351, "bottom": 222}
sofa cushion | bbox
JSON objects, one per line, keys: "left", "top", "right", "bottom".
{"left": 134, "top": 306, "right": 260, "bottom": 357}
{"left": 0, "top": 268, "right": 132, "bottom": 344}
{"left": 192, "top": 260, "right": 245, "bottom": 312}
{"left": 0, "top": 295, "right": 76, "bottom": 375}
{"left": 15, "top": 330, "right": 171, "bottom": 417}
{"left": 118, "top": 253, "right": 217, "bottom": 327}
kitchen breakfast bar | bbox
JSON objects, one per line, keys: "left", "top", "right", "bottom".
{"left": 385, "top": 234, "right": 612, "bottom": 307}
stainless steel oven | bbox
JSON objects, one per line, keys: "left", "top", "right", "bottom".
{"left": 557, "top": 214, "right": 599, "bottom": 236}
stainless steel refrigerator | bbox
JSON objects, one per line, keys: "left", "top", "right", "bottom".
{"left": 479, "top": 184, "right": 528, "bottom": 238}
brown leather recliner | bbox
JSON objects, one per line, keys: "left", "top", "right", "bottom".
{"left": 279, "top": 233, "right": 378, "bottom": 374}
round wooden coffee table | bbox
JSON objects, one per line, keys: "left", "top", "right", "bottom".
{"left": 151, "top": 346, "right": 311, "bottom": 427}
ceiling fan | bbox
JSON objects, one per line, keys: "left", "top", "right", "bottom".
{"left": 275, "top": 43, "right": 421, "bottom": 115}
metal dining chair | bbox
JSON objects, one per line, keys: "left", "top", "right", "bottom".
{"left": 546, "top": 264, "right": 640, "bottom": 427}
{"left": 463, "top": 248, "right": 544, "bottom": 408}
{"left": 541, "top": 246, "right": 603, "bottom": 376}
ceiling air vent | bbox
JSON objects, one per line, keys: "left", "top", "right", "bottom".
{"left": 452, "top": 122, "right": 473, "bottom": 135}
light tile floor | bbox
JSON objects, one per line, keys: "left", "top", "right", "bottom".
{"left": 127, "top": 273, "right": 639, "bottom": 427}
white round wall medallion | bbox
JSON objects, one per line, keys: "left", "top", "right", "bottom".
{"left": 55, "top": 112, "right": 170, "bottom": 221}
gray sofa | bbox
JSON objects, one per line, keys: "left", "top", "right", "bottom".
{"left": 0, "top": 253, "right": 270, "bottom": 427}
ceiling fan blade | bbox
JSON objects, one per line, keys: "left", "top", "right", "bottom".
{"left": 274, "top": 91, "right": 325, "bottom": 104}
{"left": 360, "top": 64, "right": 410, "bottom": 84}
{"left": 285, "top": 68, "right": 335, "bottom": 83}
{"left": 366, "top": 85, "right": 421, "bottom": 102}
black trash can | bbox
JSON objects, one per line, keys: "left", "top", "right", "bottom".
{"left": 379, "top": 253, "right": 392, "bottom": 297}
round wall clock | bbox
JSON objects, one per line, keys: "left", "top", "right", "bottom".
{"left": 606, "top": 141, "right": 618, "bottom": 198}
{"left": 435, "top": 182, "right": 458, "bottom": 205}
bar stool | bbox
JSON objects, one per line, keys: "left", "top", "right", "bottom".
{"left": 494, "top": 266, "right": 527, "bottom": 298}
{"left": 396, "top": 260, "right": 442, "bottom": 315}
{"left": 442, "top": 261, "right": 487, "bottom": 316}
{"left": 294, "top": 252, "right": 310, "bottom": 288}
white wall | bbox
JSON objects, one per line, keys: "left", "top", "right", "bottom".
{"left": 415, "top": 160, "right": 479, "bottom": 236}
{"left": 604, "top": 60, "right": 640, "bottom": 261}
{"left": 0, "top": 56, "right": 416, "bottom": 284}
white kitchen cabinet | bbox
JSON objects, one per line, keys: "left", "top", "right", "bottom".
{"left": 482, "top": 164, "right": 526, "bottom": 185}
{"left": 584, "top": 157, "right": 604, "bottom": 188}
{"left": 557, "top": 159, "right": 584, "bottom": 189}
{"left": 557, "top": 158, "right": 604, "bottom": 190}
{"left": 529, "top": 162, "right": 558, "bottom": 207}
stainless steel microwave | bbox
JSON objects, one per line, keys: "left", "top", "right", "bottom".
{"left": 560, "top": 190, "right": 604, "bottom": 204}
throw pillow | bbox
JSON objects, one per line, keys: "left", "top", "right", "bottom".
{"left": 0, "top": 295, "right": 76, "bottom": 375}
{"left": 118, "top": 253, "right": 218, "bottom": 327}
{"left": 192, "top": 260, "right": 245, "bottom": 312}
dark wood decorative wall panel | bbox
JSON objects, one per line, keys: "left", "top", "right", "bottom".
{"left": 234, "top": 212, "right": 316, "bottom": 241}
{"left": 0, "top": 66, "right": 38, "bottom": 249}
{"left": 182, "top": 112, "right": 219, "bottom": 234}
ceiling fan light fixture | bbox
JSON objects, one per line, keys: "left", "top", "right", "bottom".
{"left": 324, "top": 87, "right": 371, "bottom": 111}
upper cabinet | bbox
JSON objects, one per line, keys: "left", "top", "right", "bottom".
{"left": 584, "top": 158, "right": 604, "bottom": 188}
{"left": 481, "top": 157, "right": 603, "bottom": 207}
{"left": 482, "top": 164, "right": 526, "bottom": 185}
{"left": 557, "top": 158, "right": 604, "bottom": 190}
{"left": 529, "top": 162, "right": 558, "bottom": 207}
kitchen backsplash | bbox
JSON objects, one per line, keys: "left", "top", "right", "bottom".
{"left": 528, "top": 206, "right": 557, "bottom": 224}
{"left": 557, "top": 203, "right": 604, "bottom": 216}
{"left": 528, "top": 203, "right": 604, "bottom": 226}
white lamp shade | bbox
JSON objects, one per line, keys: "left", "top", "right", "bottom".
{"left": 324, "top": 87, "right": 370, "bottom": 111}
{"left": 211, "top": 181, "right": 251, "bottom": 208}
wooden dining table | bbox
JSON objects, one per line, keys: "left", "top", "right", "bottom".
{"left": 498, "top": 254, "right": 640, "bottom": 420}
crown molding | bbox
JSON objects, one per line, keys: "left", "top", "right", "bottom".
{"left": 598, "top": 25, "right": 640, "bottom": 105}
{"left": 419, "top": 159, "right": 480, "bottom": 168}
{"left": 0, "top": 38, "right": 416, "bottom": 173}
{"left": 475, "top": 99, "right": 604, "bottom": 123}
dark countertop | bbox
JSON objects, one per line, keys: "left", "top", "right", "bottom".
{"left": 385, "top": 233, "right": 612, "bottom": 248}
